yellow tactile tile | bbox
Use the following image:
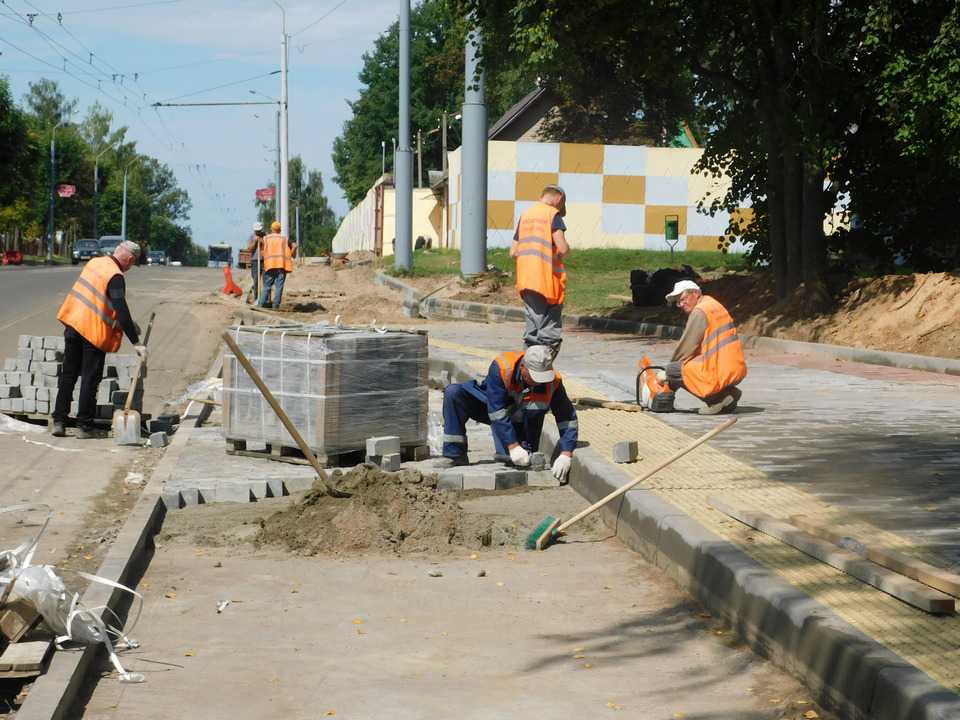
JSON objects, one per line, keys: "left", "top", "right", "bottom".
{"left": 429, "top": 337, "right": 960, "bottom": 690}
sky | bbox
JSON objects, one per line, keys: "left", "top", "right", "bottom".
{"left": 1, "top": 0, "right": 399, "bottom": 252}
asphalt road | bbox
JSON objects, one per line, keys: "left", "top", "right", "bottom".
{"left": 0, "top": 263, "right": 247, "bottom": 573}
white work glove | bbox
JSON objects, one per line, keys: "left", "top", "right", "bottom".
{"left": 509, "top": 445, "right": 531, "bottom": 467}
{"left": 552, "top": 454, "right": 572, "bottom": 482}
{"left": 655, "top": 369, "right": 667, "bottom": 383}
{"left": 134, "top": 345, "right": 148, "bottom": 362}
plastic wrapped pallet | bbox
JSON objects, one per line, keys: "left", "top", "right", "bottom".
{"left": 222, "top": 324, "right": 428, "bottom": 455}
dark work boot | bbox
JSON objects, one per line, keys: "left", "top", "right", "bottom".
{"left": 76, "top": 425, "right": 105, "bottom": 439}
{"left": 50, "top": 420, "right": 66, "bottom": 437}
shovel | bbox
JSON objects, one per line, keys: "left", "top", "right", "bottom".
{"left": 113, "top": 312, "right": 155, "bottom": 445}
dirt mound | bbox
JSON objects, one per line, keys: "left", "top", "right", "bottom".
{"left": 256, "top": 465, "right": 519, "bottom": 555}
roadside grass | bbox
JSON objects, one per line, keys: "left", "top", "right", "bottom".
{"left": 20, "top": 254, "right": 72, "bottom": 265}
{"left": 383, "top": 247, "right": 748, "bottom": 313}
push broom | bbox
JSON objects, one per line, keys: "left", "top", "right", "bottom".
{"left": 526, "top": 417, "right": 737, "bottom": 550}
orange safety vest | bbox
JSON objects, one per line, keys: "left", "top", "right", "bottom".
{"left": 495, "top": 351, "right": 561, "bottom": 419}
{"left": 514, "top": 202, "right": 566, "bottom": 304}
{"left": 680, "top": 295, "right": 747, "bottom": 398}
{"left": 262, "top": 233, "right": 293, "bottom": 272}
{"left": 56, "top": 256, "right": 123, "bottom": 352}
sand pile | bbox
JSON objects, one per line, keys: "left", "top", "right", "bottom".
{"left": 256, "top": 465, "right": 519, "bottom": 555}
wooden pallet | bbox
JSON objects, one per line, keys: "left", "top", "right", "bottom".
{"left": 225, "top": 439, "right": 429, "bottom": 468}
{"left": 0, "top": 641, "right": 52, "bottom": 678}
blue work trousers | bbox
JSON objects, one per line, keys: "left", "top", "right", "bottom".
{"left": 442, "top": 383, "right": 532, "bottom": 459}
{"left": 259, "top": 268, "right": 286, "bottom": 309}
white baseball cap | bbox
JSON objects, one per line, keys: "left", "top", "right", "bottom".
{"left": 253, "top": 221, "right": 264, "bottom": 232}
{"left": 665, "top": 280, "right": 701, "bottom": 304}
{"left": 523, "top": 345, "right": 555, "bottom": 384}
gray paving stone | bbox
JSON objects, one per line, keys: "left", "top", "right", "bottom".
{"left": 148, "top": 432, "right": 169, "bottom": 448}
{"left": 366, "top": 435, "right": 401, "bottom": 457}
{"left": 214, "top": 482, "right": 252, "bottom": 503}
{"left": 36, "top": 401, "right": 49, "bottom": 414}
{"left": 613, "top": 440, "right": 638, "bottom": 463}
{"left": 161, "top": 490, "right": 181, "bottom": 510}
{"left": 0, "top": 385, "right": 20, "bottom": 399}
{"left": 22, "top": 399, "right": 36, "bottom": 414}
{"left": 283, "top": 476, "right": 315, "bottom": 494}
{"left": 8, "top": 398, "right": 23, "bottom": 413}
{"left": 3, "top": 359, "right": 16, "bottom": 371}
{"left": 380, "top": 453, "right": 401, "bottom": 471}
{"left": 28, "top": 336, "right": 42, "bottom": 349}
{"left": 265, "top": 478, "right": 285, "bottom": 498}
{"left": 38, "top": 362, "right": 59, "bottom": 377}
{"left": 17, "top": 335, "right": 30, "bottom": 349}
{"left": 19, "top": 386, "right": 37, "bottom": 401}
{"left": 529, "top": 452, "right": 547, "bottom": 471}
{"left": 179, "top": 488, "right": 201, "bottom": 506}
{"left": 437, "top": 471, "right": 463, "bottom": 491}
{"left": 526, "top": 469, "right": 560, "bottom": 487}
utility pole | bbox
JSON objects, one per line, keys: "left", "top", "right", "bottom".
{"left": 381, "top": 140, "right": 386, "bottom": 177}
{"left": 441, "top": 112, "right": 448, "bottom": 174}
{"left": 274, "top": 0, "right": 290, "bottom": 240}
{"left": 395, "top": 0, "right": 413, "bottom": 270}
{"left": 121, "top": 158, "right": 138, "bottom": 241}
{"left": 93, "top": 140, "right": 117, "bottom": 241}
{"left": 417, "top": 128, "right": 423, "bottom": 189}
{"left": 295, "top": 204, "right": 301, "bottom": 263}
{"left": 275, "top": 109, "right": 281, "bottom": 220}
{"left": 461, "top": 15, "right": 487, "bottom": 277}
{"left": 46, "top": 120, "right": 64, "bottom": 264}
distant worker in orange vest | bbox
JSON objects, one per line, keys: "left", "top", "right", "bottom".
{"left": 662, "top": 280, "right": 747, "bottom": 415}
{"left": 511, "top": 185, "right": 569, "bottom": 355}
{"left": 258, "top": 220, "right": 296, "bottom": 309}
{"left": 51, "top": 241, "right": 145, "bottom": 438}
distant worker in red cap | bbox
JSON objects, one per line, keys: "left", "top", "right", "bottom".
{"left": 511, "top": 185, "right": 569, "bottom": 356}
{"left": 663, "top": 280, "right": 746, "bottom": 415}
{"left": 258, "top": 220, "right": 296, "bottom": 309}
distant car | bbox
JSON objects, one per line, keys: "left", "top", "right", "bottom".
{"left": 72, "top": 239, "right": 100, "bottom": 265}
{"left": 2, "top": 250, "right": 23, "bottom": 266}
{"left": 148, "top": 250, "right": 167, "bottom": 266}
{"left": 98, "top": 235, "right": 123, "bottom": 256}
{"left": 170, "top": 260, "right": 182, "bottom": 267}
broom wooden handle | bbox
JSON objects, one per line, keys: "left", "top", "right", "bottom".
{"left": 221, "top": 331, "right": 326, "bottom": 478}
{"left": 124, "top": 311, "right": 155, "bottom": 413}
{"left": 556, "top": 416, "right": 737, "bottom": 534}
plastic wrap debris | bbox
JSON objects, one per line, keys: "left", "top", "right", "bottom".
{"left": 173, "top": 377, "right": 223, "bottom": 407}
{"left": 0, "top": 415, "right": 46, "bottom": 434}
{"left": 222, "top": 323, "right": 428, "bottom": 455}
{"left": 428, "top": 411, "right": 443, "bottom": 457}
{"left": 0, "top": 504, "right": 145, "bottom": 683}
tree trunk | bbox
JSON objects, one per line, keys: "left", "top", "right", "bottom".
{"left": 783, "top": 151, "right": 804, "bottom": 293}
{"left": 801, "top": 160, "right": 831, "bottom": 311}
{"left": 764, "top": 130, "right": 787, "bottom": 298}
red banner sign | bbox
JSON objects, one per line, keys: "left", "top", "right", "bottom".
{"left": 56, "top": 184, "right": 76, "bottom": 198}
{"left": 255, "top": 187, "right": 275, "bottom": 201}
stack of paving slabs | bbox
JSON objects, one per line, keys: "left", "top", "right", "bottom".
{"left": 0, "top": 334, "right": 143, "bottom": 420}
{"left": 222, "top": 323, "right": 428, "bottom": 456}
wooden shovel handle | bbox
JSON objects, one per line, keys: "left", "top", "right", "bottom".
{"left": 124, "top": 312, "right": 155, "bottom": 413}
{"left": 556, "top": 416, "right": 737, "bottom": 534}
{"left": 221, "top": 331, "right": 326, "bottom": 478}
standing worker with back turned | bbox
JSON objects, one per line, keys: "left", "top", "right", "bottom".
{"left": 245, "top": 221, "right": 266, "bottom": 304}
{"left": 662, "top": 280, "right": 747, "bottom": 415}
{"left": 511, "top": 185, "right": 569, "bottom": 356}
{"left": 51, "top": 241, "right": 146, "bottom": 438}
{"left": 258, "top": 220, "right": 296, "bottom": 309}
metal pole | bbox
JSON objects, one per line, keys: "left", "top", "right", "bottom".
{"left": 46, "top": 122, "right": 62, "bottom": 264}
{"left": 381, "top": 140, "right": 386, "bottom": 177}
{"left": 441, "top": 111, "right": 448, "bottom": 174}
{"left": 276, "top": 1, "right": 290, "bottom": 240}
{"left": 461, "top": 15, "right": 488, "bottom": 277}
{"left": 417, "top": 128, "right": 423, "bottom": 189}
{"left": 394, "top": 0, "right": 413, "bottom": 270}
{"left": 93, "top": 160, "right": 99, "bottom": 240}
{"left": 295, "top": 204, "right": 301, "bottom": 262}
{"left": 275, "top": 110, "right": 281, "bottom": 220}
{"left": 121, "top": 167, "right": 128, "bottom": 241}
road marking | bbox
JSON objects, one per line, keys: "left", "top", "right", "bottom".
{"left": 0, "top": 304, "right": 58, "bottom": 333}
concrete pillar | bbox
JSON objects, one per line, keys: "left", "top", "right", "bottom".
{"left": 394, "top": 0, "right": 413, "bottom": 271}
{"left": 461, "top": 18, "right": 487, "bottom": 277}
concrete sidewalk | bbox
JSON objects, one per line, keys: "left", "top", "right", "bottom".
{"left": 422, "top": 319, "right": 960, "bottom": 697}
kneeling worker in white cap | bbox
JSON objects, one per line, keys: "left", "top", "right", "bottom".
{"left": 437, "top": 345, "right": 577, "bottom": 483}
{"left": 663, "top": 280, "right": 747, "bottom": 415}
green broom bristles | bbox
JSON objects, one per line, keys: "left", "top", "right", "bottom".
{"left": 525, "top": 515, "right": 559, "bottom": 550}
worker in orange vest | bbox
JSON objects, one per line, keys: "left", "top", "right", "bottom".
{"left": 51, "top": 241, "right": 145, "bottom": 438}
{"left": 258, "top": 220, "right": 296, "bottom": 309}
{"left": 511, "top": 185, "right": 569, "bottom": 356}
{"left": 662, "top": 280, "right": 747, "bottom": 414}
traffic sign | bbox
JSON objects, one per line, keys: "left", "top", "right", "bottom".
{"left": 256, "top": 187, "right": 276, "bottom": 201}
{"left": 56, "top": 184, "right": 76, "bottom": 198}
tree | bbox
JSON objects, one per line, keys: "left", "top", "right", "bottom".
{"left": 23, "top": 78, "right": 77, "bottom": 128}
{"left": 333, "top": 0, "right": 533, "bottom": 206}
{"left": 0, "top": 77, "right": 39, "bottom": 208}
{"left": 255, "top": 155, "right": 339, "bottom": 255}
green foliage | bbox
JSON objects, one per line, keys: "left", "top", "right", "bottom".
{"left": 254, "top": 155, "right": 339, "bottom": 255}
{"left": 332, "top": 0, "right": 534, "bottom": 206}
{"left": 0, "top": 76, "right": 193, "bottom": 257}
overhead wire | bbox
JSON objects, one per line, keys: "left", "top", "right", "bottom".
{"left": 160, "top": 70, "right": 281, "bottom": 102}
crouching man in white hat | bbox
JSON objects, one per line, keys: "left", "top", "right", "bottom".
{"left": 663, "top": 280, "right": 747, "bottom": 415}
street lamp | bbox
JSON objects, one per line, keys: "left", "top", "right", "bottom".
{"left": 251, "top": 90, "right": 282, "bottom": 219}
{"left": 381, "top": 140, "right": 386, "bottom": 177}
{"left": 93, "top": 139, "right": 119, "bottom": 241}
{"left": 46, "top": 118, "right": 66, "bottom": 264}
{"left": 272, "top": 0, "right": 290, "bottom": 239}
{"left": 121, "top": 157, "right": 139, "bottom": 242}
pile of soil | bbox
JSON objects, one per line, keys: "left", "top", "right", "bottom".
{"left": 256, "top": 465, "right": 519, "bottom": 555}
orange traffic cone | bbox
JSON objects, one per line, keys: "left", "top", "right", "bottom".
{"left": 222, "top": 266, "right": 243, "bottom": 297}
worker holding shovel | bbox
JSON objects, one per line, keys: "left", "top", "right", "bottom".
{"left": 51, "top": 241, "right": 146, "bottom": 439}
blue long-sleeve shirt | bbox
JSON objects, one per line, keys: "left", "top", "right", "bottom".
{"left": 470, "top": 357, "right": 579, "bottom": 453}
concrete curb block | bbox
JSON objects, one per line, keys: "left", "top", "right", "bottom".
{"left": 432, "top": 352, "right": 960, "bottom": 720}
{"left": 16, "top": 351, "right": 225, "bottom": 720}
{"left": 375, "top": 271, "right": 684, "bottom": 340}
{"left": 380, "top": 271, "right": 960, "bottom": 377}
